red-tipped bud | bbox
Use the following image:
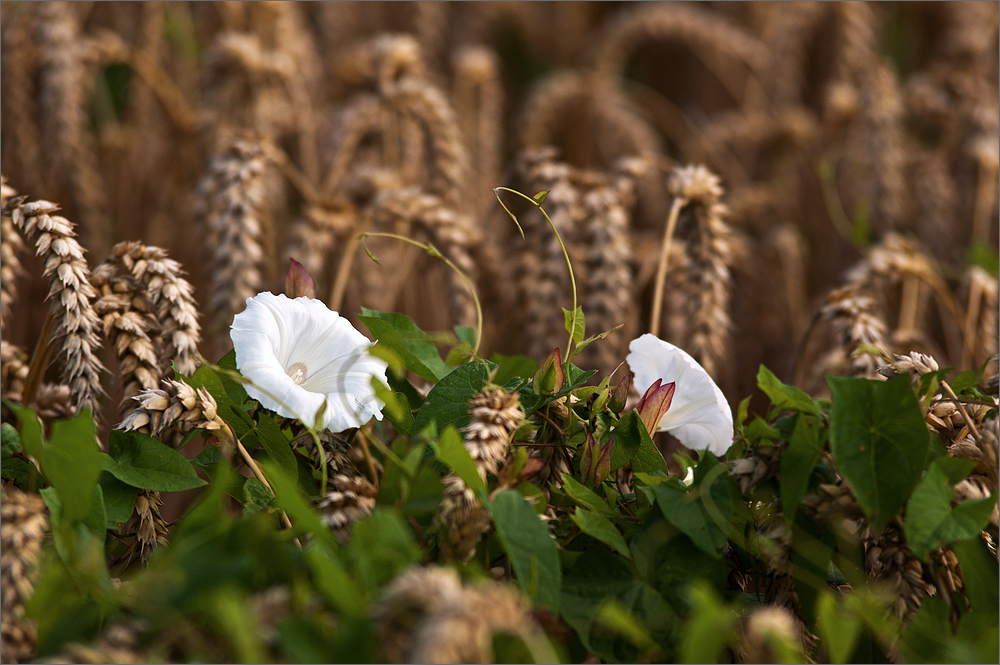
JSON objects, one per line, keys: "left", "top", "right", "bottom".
{"left": 580, "top": 427, "right": 598, "bottom": 482}
{"left": 520, "top": 457, "right": 547, "bottom": 482}
{"left": 285, "top": 258, "right": 317, "bottom": 299}
{"left": 593, "top": 438, "right": 613, "bottom": 486}
{"left": 533, "top": 348, "right": 565, "bottom": 395}
{"left": 636, "top": 379, "right": 675, "bottom": 436}
{"left": 609, "top": 374, "right": 633, "bottom": 414}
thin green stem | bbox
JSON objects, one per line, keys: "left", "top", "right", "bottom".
{"left": 358, "top": 231, "right": 483, "bottom": 359}
{"left": 494, "top": 187, "right": 578, "bottom": 377}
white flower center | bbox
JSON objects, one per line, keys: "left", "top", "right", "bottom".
{"left": 286, "top": 361, "right": 309, "bottom": 385}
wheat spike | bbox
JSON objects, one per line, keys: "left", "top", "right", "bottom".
{"left": 119, "top": 378, "right": 229, "bottom": 443}
{"left": 437, "top": 387, "right": 523, "bottom": 560}
{"left": 453, "top": 46, "right": 503, "bottom": 211}
{"left": 819, "top": 287, "right": 890, "bottom": 379}
{"left": 910, "top": 149, "right": 959, "bottom": 260}
{"left": 317, "top": 473, "right": 378, "bottom": 540}
{"left": 0, "top": 341, "right": 29, "bottom": 404}
{"left": 43, "top": 620, "right": 148, "bottom": 665}
{"left": 0, "top": 179, "right": 27, "bottom": 333}
{"left": 376, "top": 565, "right": 542, "bottom": 664}
{"left": 91, "top": 262, "right": 162, "bottom": 411}
{"left": 578, "top": 160, "right": 643, "bottom": 374}
{"left": 1, "top": 488, "right": 48, "bottom": 665}
{"left": 756, "top": 1, "right": 826, "bottom": 108}
{"left": 862, "top": 522, "right": 937, "bottom": 620}
{"left": 591, "top": 3, "right": 767, "bottom": 89}
{"left": 369, "top": 188, "right": 481, "bottom": 328}
{"left": 1, "top": 8, "right": 45, "bottom": 197}
{"left": 36, "top": 1, "right": 109, "bottom": 257}
{"left": 7, "top": 199, "right": 105, "bottom": 415}
{"left": 196, "top": 139, "right": 269, "bottom": 353}
{"left": 388, "top": 77, "right": 469, "bottom": 209}
{"left": 516, "top": 149, "right": 585, "bottom": 360}
{"left": 106, "top": 242, "right": 201, "bottom": 378}
{"left": 665, "top": 164, "right": 735, "bottom": 380}
{"left": 519, "top": 72, "right": 662, "bottom": 167}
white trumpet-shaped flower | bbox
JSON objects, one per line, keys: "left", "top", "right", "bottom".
{"left": 626, "top": 334, "right": 734, "bottom": 456}
{"left": 231, "top": 292, "right": 388, "bottom": 433}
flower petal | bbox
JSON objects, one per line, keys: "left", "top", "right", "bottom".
{"left": 231, "top": 292, "right": 388, "bottom": 432}
{"left": 626, "top": 334, "right": 733, "bottom": 456}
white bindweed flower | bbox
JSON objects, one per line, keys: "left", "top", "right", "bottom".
{"left": 626, "top": 334, "right": 734, "bottom": 456}
{"left": 231, "top": 292, "right": 388, "bottom": 432}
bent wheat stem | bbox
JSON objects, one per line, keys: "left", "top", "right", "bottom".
{"left": 649, "top": 196, "right": 687, "bottom": 336}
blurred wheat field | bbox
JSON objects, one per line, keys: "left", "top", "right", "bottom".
{"left": 1, "top": 0, "right": 998, "bottom": 428}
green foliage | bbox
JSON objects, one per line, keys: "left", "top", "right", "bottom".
{"left": 7, "top": 307, "right": 996, "bottom": 664}
{"left": 828, "top": 375, "right": 930, "bottom": 531}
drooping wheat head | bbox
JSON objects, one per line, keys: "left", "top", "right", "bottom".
{"left": 7, "top": 198, "right": 105, "bottom": 416}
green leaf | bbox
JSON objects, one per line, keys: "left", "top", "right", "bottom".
{"left": 828, "top": 375, "right": 930, "bottom": 531}
{"left": 574, "top": 324, "right": 625, "bottom": 357}
{"left": 372, "top": 380, "right": 414, "bottom": 435}
{"left": 412, "top": 359, "right": 496, "bottom": 434}
{"left": 261, "top": 460, "right": 338, "bottom": 552}
{"left": 609, "top": 412, "right": 643, "bottom": 470}
{"left": 952, "top": 537, "right": 1000, "bottom": 616}
{"left": 817, "top": 592, "right": 863, "bottom": 664}
{"left": 563, "top": 306, "right": 585, "bottom": 345}
{"left": 454, "top": 325, "right": 476, "bottom": 347}
{"left": 358, "top": 309, "right": 453, "bottom": 382}
{"left": 433, "top": 425, "right": 485, "bottom": 493}
{"left": 680, "top": 582, "right": 738, "bottom": 665}
{"left": 757, "top": 366, "right": 824, "bottom": 416}
{"left": 967, "top": 240, "right": 999, "bottom": 277}
{"left": 10, "top": 404, "right": 45, "bottom": 457}
{"left": 792, "top": 513, "right": 835, "bottom": 624}
{"left": 99, "top": 472, "right": 136, "bottom": 529}
{"left": 489, "top": 490, "right": 561, "bottom": 610}
{"left": 105, "top": 430, "right": 207, "bottom": 492}
{"left": 253, "top": 412, "right": 297, "bottom": 483}
{"left": 631, "top": 426, "right": 669, "bottom": 474}
{"left": 561, "top": 474, "right": 614, "bottom": 515}
{"left": 490, "top": 353, "right": 537, "bottom": 387}
{"left": 39, "top": 409, "right": 102, "bottom": 523}
{"left": 532, "top": 190, "right": 549, "bottom": 203}
{"left": 781, "top": 415, "right": 826, "bottom": 526}
{"left": 1, "top": 422, "right": 21, "bottom": 453}
{"left": 571, "top": 508, "right": 632, "bottom": 558}
{"left": 82, "top": 484, "right": 106, "bottom": 540}
{"left": 647, "top": 458, "right": 734, "bottom": 558}
{"left": 345, "top": 509, "right": 421, "bottom": 595}
{"left": 904, "top": 458, "right": 997, "bottom": 558}
{"left": 242, "top": 477, "right": 274, "bottom": 511}
{"left": 561, "top": 548, "right": 674, "bottom": 663}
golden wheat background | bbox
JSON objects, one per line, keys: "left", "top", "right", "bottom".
{"left": 2, "top": 0, "right": 998, "bottom": 428}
